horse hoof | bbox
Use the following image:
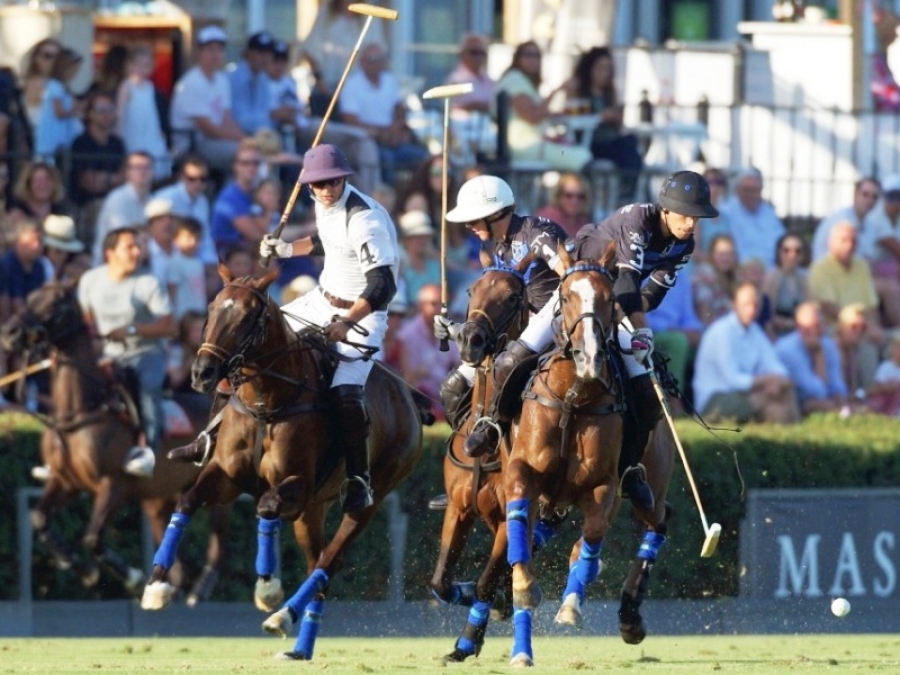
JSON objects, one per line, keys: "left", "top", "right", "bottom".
{"left": 619, "top": 621, "right": 647, "bottom": 645}
{"left": 512, "top": 583, "right": 542, "bottom": 610}
{"left": 254, "top": 577, "right": 284, "bottom": 613}
{"left": 509, "top": 652, "right": 534, "bottom": 668}
{"left": 262, "top": 608, "right": 294, "bottom": 638}
{"left": 490, "top": 589, "right": 512, "bottom": 622}
{"left": 554, "top": 593, "right": 583, "bottom": 629}
{"left": 140, "top": 581, "right": 175, "bottom": 611}
{"left": 274, "top": 651, "right": 309, "bottom": 661}
{"left": 124, "top": 567, "right": 145, "bottom": 596}
{"left": 442, "top": 648, "right": 471, "bottom": 663}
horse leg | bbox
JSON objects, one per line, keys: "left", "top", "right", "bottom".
{"left": 554, "top": 536, "right": 603, "bottom": 629}
{"left": 429, "top": 490, "right": 478, "bottom": 606}
{"left": 186, "top": 504, "right": 231, "bottom": 607}
{"left": 506, "top": 494, "right": 539, "bottom": 667}
{"left": 618, "top": 505, "right": 673, "bottom": 645}
{"left": 31, "top": 480, "right": 100, "bottom": 588}
{"left": 253, "top": 486, "right": 289, "bottom": 613}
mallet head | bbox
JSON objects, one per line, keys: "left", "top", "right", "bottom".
{"left": 348, "top": 3, "right": 399, "bottom": 20}
{"left": 422, "top": 83, "right": 474, "bottom": 100}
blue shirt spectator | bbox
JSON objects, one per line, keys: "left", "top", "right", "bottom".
{"left": 211, "top": 180, "right": 255, "bottom": 255}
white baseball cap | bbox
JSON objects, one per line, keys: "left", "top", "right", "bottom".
{"left": 198, "top": 25, "right": 228, "bottom": 47}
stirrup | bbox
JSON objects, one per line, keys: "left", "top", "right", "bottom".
{"left": 340, "top": 475, "right": 374, "bottom": 513}
{"left": 167, "top": 430, "right": 212, "bottom": 466}
{"left": 124, "top": 445, "right": 156, "bottom": 478}
{"left": 428, "top": 493, "right": 449, "bottom": 511}
{"left": 463, "top": 417, "right": 502, "bottom": 458}
{"left": 618, "top": 463, "right": 654, "bottom": 512}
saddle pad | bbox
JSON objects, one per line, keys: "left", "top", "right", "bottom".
{"left": 163, "top": 399, "right": 194, "bottom": 437}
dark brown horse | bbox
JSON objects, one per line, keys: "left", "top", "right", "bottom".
{"left": 0, "top": 282, "right": 227, "bottom": 603}
{"left": 504, "top": 244, "right": 623, "bottom": 667}
{"left": 141, "top": 266, "right": 423, "bottom": 661}
{"left": 429, "top": 263, "right": 530, "bottom": 660}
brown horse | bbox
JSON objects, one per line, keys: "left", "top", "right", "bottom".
{"left": 0, "top": 282, "right": 228, "bottom": 603}
{"left": 429, "top": 263, "right": 530, "bottom": 660}
{"left": 141, "top": 266, "right": 423, "bottom": 661}
{"left": 504, "top": 244, "right": 623, "bottom": 667}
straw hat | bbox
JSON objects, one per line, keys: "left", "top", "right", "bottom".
{"left": 42, "top": 215, "right": 84, "bottom": 253}
{"left": 144, "top": 198, "right": 173, "bottom": 221}
{"left": 399, "top": 210, "right": 435, "bottom": 238}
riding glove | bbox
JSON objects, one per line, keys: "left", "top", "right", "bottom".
{"left": 433, "top": 314, "right": 460, "bottom": 342}
{"left": 260, "top": 235, "right": 293, "bottom": 259}
{"left": 630, "top": 327, "right": 654, "bottom": 366}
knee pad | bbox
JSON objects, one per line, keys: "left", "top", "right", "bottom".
{"left": 493, "top": 340, "right": 535, "bottom": 388}
{"left": 440, "top": 370, "right": 472, "bottom": 429}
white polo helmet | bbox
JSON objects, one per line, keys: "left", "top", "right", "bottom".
{"left": 445, "top": 175, "right": 515, "bottom": 223}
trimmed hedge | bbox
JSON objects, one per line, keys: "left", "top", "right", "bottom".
{"left": 3, "top": 411, "right": 899, "bottom": 603}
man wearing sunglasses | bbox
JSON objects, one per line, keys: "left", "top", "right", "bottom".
{"left": 259, "top": 143, "right": 399, "bottom": 513}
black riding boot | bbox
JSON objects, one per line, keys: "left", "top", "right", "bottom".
{"left": 618, "top": 374, "right": 662, "bottom": 512}
{"left": 429, "top": 370, "right": 473, "bottom": 511}
{"left": 463, "top": 340, "right": 535, "bottom": 458}
{"left": 329, "top": 384, "right": 373, "bottom": 513}
{"left": 168, "top": 386, "right": 231, "bottom": 464}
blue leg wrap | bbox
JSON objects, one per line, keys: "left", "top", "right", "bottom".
{"left": 637, "top": 531, "right": 667, "bottom": 562}
{"left": 511, "top": 607, "right": 533, "bottom": 661}
{"left": 152, "top": 512, "right": 190, "bottom": 570}
{"left": 255, "top": 517, "right": 281, "bottom": 577}
{"left": 456, "top": 600, "right": 491, "bottom": 655}
{"left": 292, "top": 598, "right": 325, "bottom": 659}
{"left": 562, "top": 539, "right": 603, "bottom": 603}
{"left": 507, "top": 499, "right": 531, "bottom": 566}
{"left": 532, "top": 518, "right": 559, "bottom": 553}
{"left": 285, "top": 568, "right": 330, "bottom": 616}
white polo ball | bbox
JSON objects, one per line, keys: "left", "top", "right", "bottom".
{"left": 831, "top": 597, "right": 851, "bottom": 617}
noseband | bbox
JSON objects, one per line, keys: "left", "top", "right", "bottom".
{"left": 198, "top": 280, "right": 271, "bottom": 376}
{"left": 462, "top": 265, "right": 528, "bottom": 353}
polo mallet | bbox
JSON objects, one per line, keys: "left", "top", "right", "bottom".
{"left": 649, "top": 370, "right": 721, "bottom": 557}
{"left": 422, "top": 82, "right": 473, "bottom": 351}
{"left": 261, "top": 3, "right": 399, "bottom": 268}
{"left": 0, "top": 358, "right": 52, "bottom": 388}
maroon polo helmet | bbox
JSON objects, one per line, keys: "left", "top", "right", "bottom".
{"left": 299, "top": 144, "right": 354, "bottom": 183}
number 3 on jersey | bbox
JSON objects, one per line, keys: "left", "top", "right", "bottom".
{"left": 359, "top": 242, "right": 376, "bottom": 265}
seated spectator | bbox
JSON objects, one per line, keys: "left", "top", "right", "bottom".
{"left": 719, "top": 167, "right": 785, "bottom": 268}
{"left": 737, "top": 257, "right": 774, "bottom": 339}
{"left": 535, "top": 172, "right": 592, "bottom": 238}
{"left": 692, "top": 282, "right": 799, "bottom": 424}
{"left": 694, "top": 167, "right": 732, "bottom": 261}
{"left": 152, "top": 154, "right": 216, "bottom": 265}
{"left": 117, "top": 45, "right": 170, "bottom": 179}
{"left": 774, "top": 301, "right": 848, "bottom": 415}
{"left": 167, "top": 217, "right": 208, "bottom": 320}
{"left": 381, "top": 290, "right": 409, "bottom": 371}
{"left": 7, "top": 161, "right": 70, "bottom": 228}
{"left": 222, "top": 245, "right": 255, "bottom": 281}
{"left": 42, "top": 214, "right": 84, "bottom": 280}
{"left": 69, "top": 91, "right": 126, "bottom": 237}
{"left": 811, "top": 176, "right": 880, "bottom": 262}
{"left": 35, "top": 47, "right": 84, "bottom": 160}
{"left": 229, "top": 32, "right": 283, "bottom": 137}
{"left": 835, "top": 303, "right": 881, "bottom": 394}
{"left": 92, "top": 151, "right": 155, "bottom": 265}
{"left": 170, "top": 26, "right": 246, "bottom": 172}
{"left": 692, "top": 233, "right": 738, "bottom": 328}
{"left": 493, "top": 41, "right": 592, "bottom": 172}
{"left": 868, "top": 330, "right": 900, "bottom": 415}
{"left": 856, "top": 180, "right": 900, "bottom": 327}
{"left": 339, "top": 43, "right": 429, "bottom": 183}
{"left": 762, "top": 233, "right": 810, "bottom": 338}
{"left": 398, "top": 210, "right": 441, "bottom": 306}
{"left": 396, "top": 283, "right": 461, "bottom": 419}
{"left": 0, "top": 219, "right": 50, "bottom": 316}
{"left": 444, "top": 33, "right": 495, "bottom": 118}
{"left": 210, "top": 139, "right": 269, "bottom": 257}
{"left": 144, "top": 198, "right": 176, "bottom": 287}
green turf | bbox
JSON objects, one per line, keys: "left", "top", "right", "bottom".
{"left": 1, "top": 635, "right": 898, "bottom": 674}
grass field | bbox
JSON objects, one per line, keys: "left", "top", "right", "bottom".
{"left": 1, "top": 635, "right": 898, "bottom": 674}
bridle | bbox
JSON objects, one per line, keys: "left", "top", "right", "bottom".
{"left": 556, "top": 262, "right": 616, "bottom": 357}
{"left": 462, "top": 264, "right": 529, "bottom": 355}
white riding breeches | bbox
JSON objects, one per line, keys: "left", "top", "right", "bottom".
{"left": 617, "top": 316, "right": 650, "bottom": 380}
{"left": 281, "top": 286, "right": 387, "bottom": 388}
{"left": 518, "top": 288, "right": 559, "bottom": 353}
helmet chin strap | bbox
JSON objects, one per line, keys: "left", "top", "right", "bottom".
{"left": 485, "top": 207, "right": 511, "bottom": 240}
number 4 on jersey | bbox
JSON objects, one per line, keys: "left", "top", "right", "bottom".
{"left": 359, "top": 242, "right": 376, "bottom": 265}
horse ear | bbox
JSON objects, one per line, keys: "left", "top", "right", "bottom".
{"left": 257, "top": 267, "right": 280, "bottom": 290}
{"left": 218, "top": 262, "right": 234, "bottom": 284}
{"left": 558, "top": 242, "right": 573, "bottom": 269}
{"left": 600, "top": 241, "right": 617, "bottom": 273}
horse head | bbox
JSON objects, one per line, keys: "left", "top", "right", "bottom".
{"left": 0, "top": 281, "right": 83, "bottom": 353}
{"left": 191, "top": 264, "right": 280, "bottom": 394}
{"left": 457, "top": 255, "right": 531, "bottom": 365}
{"left": 556, "top": 242, "right": 617, "bottom": 382}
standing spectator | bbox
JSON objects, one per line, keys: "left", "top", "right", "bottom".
{"left": 91, "top": 151, "right": 155, "bottom": 265}
{"left": 144, "top": 198, "right": 176, "bottom": 287}
{"left": 762, "top": 233, "right": 810, "bottom": 338}
{"left": 69, "top": 91, "right": 126, "bottom": 243}
{"left": 535, "top": 172, "right": 592, "bottom": 238}
{"left": 719, "top": 167, "right": 785, "bottom": 268}
{"left": 35, "top": 47, "right": 84, "bottom": 160}
{"left": 210, "top": 139, "right": 268, "bottom": 257}
{"left": 42, "top": 214, "right": 84, "bottom": 280}
{"left": 170, "top": 25, "right": 245, "bottom": 172}
{"left": 21, "top": 38, "right": 62, "bottom": 138}
{"left": 152, "top": 154, "right": 215, "bottom": 265}
{"left": 397, "top": 283, "right": 461, "bottom": 419}
{"left": 397, "top": 210, "right": 441, "bottom": 306}
{"left": 117, "top": 45, "right": 170, "bottom": 179}
{"left": 167, "top": 217, "right": 209, "bottom": 320}
{"left": 493, "top": 41, "right": 592, "bottom": 173}
{"left": 692, "top": 283, "right": 799, "bottom": 423}
{"left": 774, "top": 301, "right": 848, "bottom": 415}
{"left": 0, "top": 220, "right": 49, "bottom": 316}
{"left": 444, "top": 33, "right": 495, "bottom": 118}
{"left": 692, "top": 233, "right": 738, "bottom": 328}
{"left": 811, "top": 176, "right": 880, "bottom": 262}
{"left": 339, "top": 43, "right": 429, "bottom": 183}
{"left": 871, "top": 9, "right": 900, "bottom": 111}
{"left": 89, "top": 45, "right": 128, "bottom": 97}
{"left": 7, "top": 161, "right": 69, "bottom": 228}
{"left": 230, "top": 32, "right": 292, "bottom": 137}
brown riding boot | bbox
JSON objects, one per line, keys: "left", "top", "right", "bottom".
{"left": 329, "top": 385, "right": 373, "bottom": 513}
{"left": 167, "top": 388, "right": 230, "bottom": 464}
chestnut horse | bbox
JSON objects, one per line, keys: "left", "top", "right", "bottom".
{"left": 141, "top": 266, "right": 423, "bottom": 661}
{"left": 430, "top": 263, "right": 530, "bottom": 661}
{"left": 504, "top": 244, "right": 623, "bottom": 667}
{"left": 0, "top": 282, "right": 227, "bottom": 603}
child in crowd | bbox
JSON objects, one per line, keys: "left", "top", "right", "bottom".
{"left": 167, "top": 217, "right": 208, "bottom": 319}
{"left": 117, "top": 45, "right": 170, "bottom": 179}
{"left": 35, "top": 48, "right": 83, "bottom": 159}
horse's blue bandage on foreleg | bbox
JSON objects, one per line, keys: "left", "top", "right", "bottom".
{"left": 255, "top": 517, "right": 281, "bottom": 577}
{"left": 455, "top": 599, "right": 491, "bottom": 655}
{"left": 507, "top": 499, "right": 531, "bottom": 566}
{"left": 285, "top": 568, "right": 330, "bottom": 616}
{"left": 637, "top": 531, "right": 667, "bottom": 563}
{"left": 562, "top": 539, "right": 603, "bottom": 603}
{"left": 511, "top": 607, "right": 534, "bottom": 661}
{"left": 532, "top": 517, "right": 560, "bottom": 553}
{"left": 292, "top": 598, "right": 325, "bottom": 659}
{"left": 152, "top": 512, "right": 190, "bottom": 569}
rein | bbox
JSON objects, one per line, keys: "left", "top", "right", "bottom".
{"left": 460, "top": 266, "right": 529, "bottom": 354}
